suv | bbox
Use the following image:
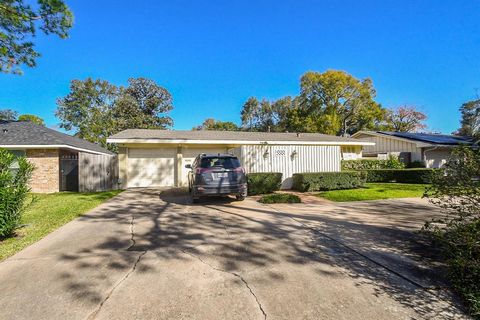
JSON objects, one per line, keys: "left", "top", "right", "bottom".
{"left": 186, "top": 154, "right": 247, "bottom": 203}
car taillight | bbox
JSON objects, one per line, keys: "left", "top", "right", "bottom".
{"left": 196, "top": 168, "right": 212, "bottom": 174}
{"left": 233, "top": 167, "right": 244, "bottom": 173}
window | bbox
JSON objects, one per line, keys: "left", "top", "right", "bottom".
{"left": 199, "top": 157, "right": 241, "bottom": 169}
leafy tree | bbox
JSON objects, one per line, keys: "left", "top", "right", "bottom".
{"left": 240, "top": 96, "right": 295, "bottom": 132}
{"left": 0, "top": 149, "right": 34, "bottom": 237}
{"left": 0, "top": 109, "right": 18, "bottom": 120}
{"left": 458, "top": 99, "right": 480, "bottom": 138}
{"left": 299, "top": 70, "right": 384, "bottom": 136}
{"left": 382, "top": 106, "right": 428, "bottom": 132}
{"left": 423, "top": 146, "right": 480, "bottom": 315}
{"left": 193, "top": 118, "right": 239, "bottom": 131}
{"left": 114, "top": 77, "right": 173, "bottom": 131}
{"left": 56, "top": 77, "right": 174, "bottom": 151}
{"left": 0, "top": 0, "right": 73, "bottom": 74}
{"left": 18, "top": 113, "right": 45, "bottom": 126}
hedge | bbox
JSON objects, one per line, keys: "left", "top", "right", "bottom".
{"left": 247, "top": 172, "right": 282, "bottom": 195}
{"left": 292, "top": 171, "right": 367, "bottom": 192}
{"left": 364, "top": 169, "right": 435, "bottom": 184}
{"left": 341, "top": 158, "right": 405, "bottom": 170}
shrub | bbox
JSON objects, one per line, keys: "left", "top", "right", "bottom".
{"left": 258, "top": 193, "right": 301, "bottom": 204}
{"left": 292, "top": 171, "right": 367, "bottom": 192}
{"left": 423, "top": 147, "right": 480, "bottom": 316}
{"left": 406, "top": 161, "right": 426, "bottom": 168}
{"left": 342, "top": 155, "right": 405, "bottom": 170}
{"left": 364, "top": 169, "right": 435, "bottom": 184}
{"left": 0, "top": 149, "right": 34, "bottom": 238}
{"left": 247, "top": 172, "right": 282, "bottom": 195}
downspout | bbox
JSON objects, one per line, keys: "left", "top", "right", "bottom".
{"left": 422, "top": 146, "right": 438, "bottom": 168}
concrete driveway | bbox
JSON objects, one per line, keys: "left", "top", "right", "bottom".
{"left": 0, "top": 189, "right": 467, "bottom": 319}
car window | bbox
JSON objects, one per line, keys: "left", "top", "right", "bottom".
{"left": 199, "top": 157, "right": 241, "bottom": 169}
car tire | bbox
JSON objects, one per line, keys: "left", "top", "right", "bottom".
{"left": 236, "top": 195, "right": 246, "bottom": 201}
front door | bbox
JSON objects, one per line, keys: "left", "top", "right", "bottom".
{"left": 60, "top": 152, "right": 79, "bottom": 191}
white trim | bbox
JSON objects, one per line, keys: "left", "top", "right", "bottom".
{"left": 0, "top": 144, "right": 112, "bottom": 156}
{"left": 351, "top": 131, "right": 432, "bottom": 147}
{"left": 106, "top": 138, "right": 375, "bottom": 146}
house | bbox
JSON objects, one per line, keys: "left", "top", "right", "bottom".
{"left": 107, "top": 129, "right": 374, "bottom": 189}
{"left": 351, "top": 131, "right": 474, "bottom": 168}
{"left": 0, "top": 120, "right": 118, "bottom": 193}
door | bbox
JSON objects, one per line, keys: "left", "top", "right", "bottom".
{"left": 127, "top": 148, "right": 176, "bottom": 187}
{"left": 60, "top": 153, "right": 79, "bottom": 191}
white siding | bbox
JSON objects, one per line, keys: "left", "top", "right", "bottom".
{"left": 355, "top": 133, "right": 423, "bottom": 162}
{"left": 240, "top": 145, "right": 341, "bottom": 189}
{"left": 424, "top": 149, "right": 452, "bottom": 168}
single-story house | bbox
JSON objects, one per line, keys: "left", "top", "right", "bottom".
{"left": 107, "top": 129, "right": 374, "bottom": 189}
{"left": 351, "top": 131, "right": 475, "bottom": 168}
{"left": 0, "top": 120, "right": 118, "bottom": 193}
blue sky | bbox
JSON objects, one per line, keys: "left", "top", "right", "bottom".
{"left": 1, "top": 0, "right": 479, "bottom": 134}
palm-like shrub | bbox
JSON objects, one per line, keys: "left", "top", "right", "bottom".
{"left": 0, "top": 149, "right": 34, "bottom": 238}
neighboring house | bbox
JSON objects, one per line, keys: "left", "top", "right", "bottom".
{"left": 0, "top": 121, "right": 118, "bottom": 193}
{"left": 107, "top": 129, "right": 373, "bottom": 189}
{"left": 351, "top": 131, "right": 474, "bottom": 168}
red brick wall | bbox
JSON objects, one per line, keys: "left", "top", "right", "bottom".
{"left": 26, "top": 149, "right": 60, "bottom": 193}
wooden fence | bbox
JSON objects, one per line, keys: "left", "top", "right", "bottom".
{"left": 78, "top": 152, "right": 119, "bottom": 192}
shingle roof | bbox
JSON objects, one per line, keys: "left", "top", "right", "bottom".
{"left": 108, "top": 129, "right": 368, "bottom": 144}
{"left": 377, "top": 131, "right": 474, "bottom": 146}
{"left": 0, "top": 121, "right": 114, "bottom": 155}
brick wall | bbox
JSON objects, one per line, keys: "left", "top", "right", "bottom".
{"left": 26, "top": 149, "right": 60, "bottom": 193}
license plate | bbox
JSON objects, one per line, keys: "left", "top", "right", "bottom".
{"left": 215, "top": 172, "right": 228, "bottom": 178}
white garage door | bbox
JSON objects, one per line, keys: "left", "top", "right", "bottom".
{"left": 127, "top": 148, "right": 176, "bottom": 187}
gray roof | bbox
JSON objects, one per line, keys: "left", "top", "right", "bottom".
{"left": 377, "top": 131, "right": 474, "bottom": 146}
{"left": 108, "top": 129, "right": 366, "bottom": 144}
{"left": 0, "top": 121, "right": 114, "bottom": 155}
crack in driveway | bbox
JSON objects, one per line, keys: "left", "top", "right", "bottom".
{"left": 85, "top": 250, "right": 147, "bottom": 320}
{"left": 181, "top": 250, "right": 267, "bottom": 320}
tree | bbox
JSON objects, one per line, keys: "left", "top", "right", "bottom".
{"left": 299, "top": 70, "right": 384, "bottom": 136}
{"left": 458, "top": 99, "right": 480, "bottom": 138}
{"left": 56, "top": 77, "right": 174, "bottom": 151}
{"left": 193, "top": 118, "right": 239, "bottom": 131}
{"left": 240, "top": 96, "right": 294, "bottom": 132}
{"left": 18, "top": 114, "right": 45, "bottom": 126}
{"left": 114, "top": 77, "right": 173, "bottom": 131}
{"left": 0, "top": 0, "right": 73, "bottom": 74}
{"left": 382, "top": 106, "right": 427, "bottom": 132}
{"left": 0, "top": 149, "right": 34, "bottom": 237}
{"left": 0, "top": 109, "right": 18, "bottom": 120}
{"left": 423, "top": 146, "right": 480, "bottom": 315}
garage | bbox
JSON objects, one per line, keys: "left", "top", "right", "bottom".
{"left": 107, "top": 129, "right": 373, "bottom": 189}
{"left": 127, "top": 148, "right": 176, "bottom": 188}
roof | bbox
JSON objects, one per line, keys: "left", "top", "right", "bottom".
{"left": 0, "top": 121, "right": 114, "bottom": 155}
{"left": 107, "top": 129, "right": 374, "bottom": 146}
{"left": 352, "top": 131, "right": 474, "bottom": 147}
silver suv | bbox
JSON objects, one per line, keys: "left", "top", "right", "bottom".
{"left": 186, "top": 154, "right": 247, "bottom": 203}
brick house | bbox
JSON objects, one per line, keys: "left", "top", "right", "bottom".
{"left": 0, "top": 120, "right": 118, "bottom": 193}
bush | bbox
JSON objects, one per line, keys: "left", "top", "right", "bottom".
{"left": 292, "top": 171, "right": 367, "bottom": 192}
{"left": 247, "top": 172, "right": 282, "bottom": 195}
{"left": 364, "top": 169, "right": 435, "bottom": 184}
{"left": 258, "top": 193, "right": 301, "bottom": 204}
{"left": 406, "top": 161, "right": 426, "bottom": 168}
{"left": 341, "top": 155, "right": 405, "bottom": 171}
{"left": 423, "top": 147, "right": 480, "bottom": 316}
{"left": 0, "top": 149, "right": 34, "bottom": 238}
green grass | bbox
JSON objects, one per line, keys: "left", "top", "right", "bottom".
{"left": 258, "top": 193, "right": 301, "bottom": 204}
{"left": 0, "top": 190, "right": 122, "bottom": 261}
{"left": 317, "top": 183, "right": 429, "bottom": 202}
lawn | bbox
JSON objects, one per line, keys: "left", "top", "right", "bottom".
{"left": 317, "top": 183, "right": 429, "bottom": 202}
{"left": 0, "top": 190, "right": 122, "bottom": 261}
